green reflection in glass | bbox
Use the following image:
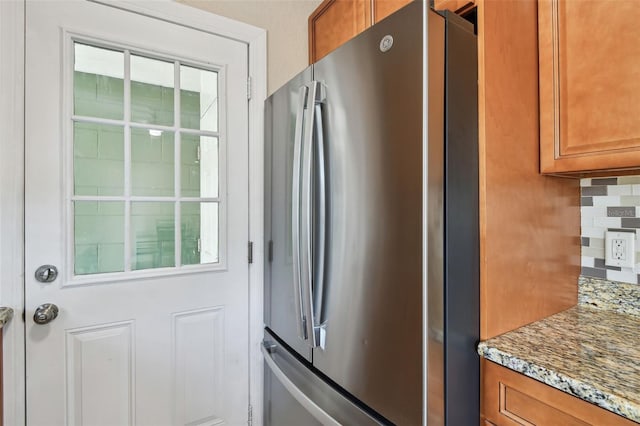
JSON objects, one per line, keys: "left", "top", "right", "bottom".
{"left": 131, "top": 128, "right": 175, "bottom": 196}
{"left": 74, "top": 122, "right": 124, "bottom": 196}
{"left": 131, "top": 55, "right": 174, "bottom": 126}
{"left": 131, "top": 202, "right": 175, "bottom": 270}
{"left": 74, "top": 44, "right": 124, "bottom": 120}
{"left": 181, "top": 135, "right": 218, "bottom": 198}
{"left": 180, "top": 65, "right": 218, "bottom": 131}
{"left": 181, "top": 202, "right": 218, "bottom": 265}
{"left": 74, "top": 201, "right": 125, "bottom": 275}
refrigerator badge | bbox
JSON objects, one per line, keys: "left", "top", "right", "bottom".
{"left": 379, "top": 35, "right": 394, "bottom": 52}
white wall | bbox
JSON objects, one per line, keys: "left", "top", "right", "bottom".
{"left": 180, "top": 0, "right": 321, "bottom": 95}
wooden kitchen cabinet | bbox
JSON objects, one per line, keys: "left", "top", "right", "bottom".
{"left": 478, "top": 0, "right": 578, "bottom": 340}
{"left": 539, "top": 0, "right": 640, "bottom": 174}
{"left": 482, "top": 360, "right": 636, "bottom": 425}
{"left": 433, "top": 0, "right": 475, "bottom": 15}
{"left": 308, "top": 0, "right": 468, "bottom": 63}
{"left": 308, "top": 0, "right": 371, "bottom": 63}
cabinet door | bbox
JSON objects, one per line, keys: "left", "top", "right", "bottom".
{"left": 372, "top": 0, "right": 412, "bottom": 23}
{"left": 308, "top": 0, "right": 371, "bottom": 63}
{"left": 539, "top": 0, "right": 640, "bottom": 173}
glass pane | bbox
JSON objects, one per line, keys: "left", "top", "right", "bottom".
{"left": 182, "top": 202, "right": 218, "bottom": 265}
{"left": 74, "top": 201, "right": 124, "bottom": 275}
{"left": 131, "top": 128, "right": 175, "bottom": 196}
{"left": 131, "top": 55, "right": 175, "bottom": 126}
{"left": 180, "top": 65, "right": 218, "bottom": 131}
{"left": 131, "top": 202, "right": 175, "bottom": 270}
{"left": 181, "top": 135, "right": 218, "bottom": 198}
{"left": 74, "top": 122, "right": 124, "bottom": 196}
{"left": 74, "top": 44, "right": 124, "bottom": 120}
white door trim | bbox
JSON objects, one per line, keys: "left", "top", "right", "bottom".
{"left": 0, "top": 2, "right": 26, "bottom": 425}
{"left": 0, "top": 1, "right": 266, "bottom": 425}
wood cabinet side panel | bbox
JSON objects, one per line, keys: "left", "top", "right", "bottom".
{"left": 478, "top": 0, "right": 579, "bottom": 340}
{"left": 482, "top": 360, "right": 637, "bottom": 426}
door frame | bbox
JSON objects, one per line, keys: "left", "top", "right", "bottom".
{"left": 0, "top": 1, "right": 266, "bottom": 425}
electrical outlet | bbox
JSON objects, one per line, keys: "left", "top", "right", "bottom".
{"left": 605, "top": 231, "right": 636, "bottom": 268}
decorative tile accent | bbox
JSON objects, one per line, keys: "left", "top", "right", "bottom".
{"left": 582, "top": 186, "right": 608, "bottom": 196}
{"left": 581, "top": 177, "right": 640, "bottom": 284}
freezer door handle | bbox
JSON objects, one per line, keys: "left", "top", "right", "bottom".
{"left": 292, "top": 85, "right": 309, "bottom": 341}
{"left": 261, "top": 342, "right": 341, "bottom": 426}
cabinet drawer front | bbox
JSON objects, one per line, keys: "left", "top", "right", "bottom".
{"left": 482, "top": 360, "right": 637, "bottom": 426}
{"left": 500, "top": 383, "right": 588, "bottom": 426}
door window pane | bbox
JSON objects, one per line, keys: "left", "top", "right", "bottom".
{"left": 131, "top": 128, "right": 175, "bottom": 196}
{"left": 181, "top": 202, "right": 218, "bottom": 265}
{"left": 131, "top": 55, "right": 175, "bottom": 126}
{"left": 74, "top": 44, "right": 124, "bottom": 120}
{"left": 74, "top": 122, "right": 124, "bottom": 196}
{"left": 74, "top": 201, "right": 125, "bottom": 275}
{"left": 70, "top": 42, "right": 225, "bottom": 277}
{"left": 181, "top": 135, "right": 218, "bottom": 198}
{"left": 131, "top": 202, "right": 175, "bottom": 270}
{"left": 180, "top": 65, "right": 218, "bottom": 132}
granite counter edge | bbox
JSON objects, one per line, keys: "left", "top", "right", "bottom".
{"left": 477, "top": 342, "right": 640, "bottom": 423}
{"left": 0, "top": 307, "right": 14, "bottom": 328}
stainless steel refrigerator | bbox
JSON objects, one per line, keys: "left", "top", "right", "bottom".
{"left": 263, "top": 3, "right": 478, "bottom": 425}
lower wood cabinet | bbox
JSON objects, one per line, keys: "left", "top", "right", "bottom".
{"left": 482, "top": 360, "right": 636, "bottom": 426}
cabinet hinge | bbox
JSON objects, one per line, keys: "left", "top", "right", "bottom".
{"left": 247, "top": 76, "right": 252, "bottom": 101}
{"left": 247, "top": 403, "right": 253, "bottom": 426}
{"left": 248, "top": 241, "right": 254, "bottom": 264}
{"left": 268, "top": 240, "right": 273, "bottom": 263}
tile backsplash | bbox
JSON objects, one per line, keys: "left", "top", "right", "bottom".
{"left": 581, "top": 176, "right": 640, "bottom": 284}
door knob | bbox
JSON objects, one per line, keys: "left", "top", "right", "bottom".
{"left": 33, "top": 303, "right": 59, "bottom": 325}
{"left": 35, "top": 265, "right": 58, "bottom": 283}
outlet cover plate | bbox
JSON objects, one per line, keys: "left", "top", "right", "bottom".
{"left": 605, "top": 231, "right": 636, "bottom": 268}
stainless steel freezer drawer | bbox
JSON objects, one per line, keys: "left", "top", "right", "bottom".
{"left": 263, "top": 329, "right": 385, "bottom": 426}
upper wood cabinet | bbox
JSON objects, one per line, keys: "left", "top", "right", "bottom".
{"left": 373, "top": 0, "right": 413, "bottom": 23}
{"left": 308, "top": 0, "right": 371, "bottom": 63}
{"left": 433, "top": 0, "right": 475, "bottom": 15}
{"left": 539, "top": 0, "right": 640, "bottom": 174}
{"left": 309, "top": 0, "right": 427, "bottom": 63}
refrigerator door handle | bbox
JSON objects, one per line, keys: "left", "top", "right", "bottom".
{"left": 300, "top": 81, "right": 327, "bottom": 349}
{"left": 292, "top": 85, "right": 309, "bottom": 341}
{"left": 261, "top": 342, "right": 341, "bottom": 426}
{"left": 312, "top": 101, "right": 327, "bottom": 349}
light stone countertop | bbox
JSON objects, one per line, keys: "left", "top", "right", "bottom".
{"left": 0, "top": 307, "right": 14, "bottom": 328}
{"left": 478, "top": 277, "right": 640, "bottom": 423}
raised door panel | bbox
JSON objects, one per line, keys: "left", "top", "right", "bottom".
{"left": 372, "top": 0, "right": 412, "bottom": 23}
{"left": 539, "top": 0, "right": 640, "bottom": 173}
{"left": 482, "top": 360, "right": 637, "bottom": 426}
{"left": 308, "top": 0, "right": 371, "bottom": 63}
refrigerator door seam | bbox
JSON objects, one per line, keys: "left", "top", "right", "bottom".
{"left": 292, "top": 85, "right": 309, "bottom": 341}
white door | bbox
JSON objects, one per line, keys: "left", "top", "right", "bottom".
{"left": 25, "top": 1, "right": 250, "bottom": 425}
